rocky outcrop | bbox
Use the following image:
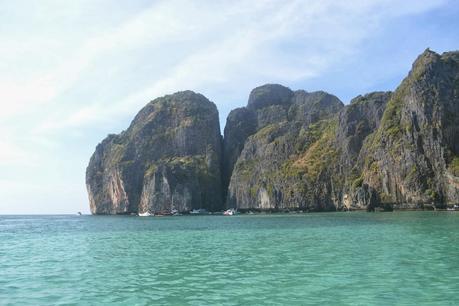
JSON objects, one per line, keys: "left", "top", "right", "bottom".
{"left": 226, "top": 85, "right": 345, "bottom": 211}
{"left": 361, "top": 49, "right": 459, "bottom": 208}
{"left": 87, "top": 49, "right": 459, "bottom": 214}
{"left": 86, "top": 91, "right": 223, "bottom": 214}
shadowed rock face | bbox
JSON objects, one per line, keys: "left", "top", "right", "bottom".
{"left": 333, "top": 92, "right": 392, "bottom": 210}
{"left": 87, "top": 49, "right": 459, "bottom": 214}
{"left": 222, "top": 107, "right": 257, "bottom": 200}
{"left": 86, "top": 91, "right": 222, "bottom": 214}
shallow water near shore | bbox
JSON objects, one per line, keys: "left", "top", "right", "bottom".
{"left": 1, "top": 212, "right": 459, "bottom": 305}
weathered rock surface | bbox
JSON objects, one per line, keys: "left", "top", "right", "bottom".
{"left": 86, "top": 91, "right": 223, "bottom": 214}
{"left": 334, "top": 92, "right": 391, "bottom": 210}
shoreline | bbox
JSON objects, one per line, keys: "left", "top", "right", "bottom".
{"left": 89, "top": 206, "right": 459, "bottom": 216}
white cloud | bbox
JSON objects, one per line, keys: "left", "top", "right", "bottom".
{"left": 0, "top": 140, "right": 32, "bottom": 166}
{"left": 30, "top": 0, "right": 446, "bottom": 133}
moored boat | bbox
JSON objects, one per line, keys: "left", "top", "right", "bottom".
{"left": 190, "top": 209, "right": 209, "bottom": 215}
{"left": 223, "top": 208, "right": 237, "bottom": 216}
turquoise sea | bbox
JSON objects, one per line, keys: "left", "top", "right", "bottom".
{"left": 1, "top": 212, "right": 459, "bottom": 305}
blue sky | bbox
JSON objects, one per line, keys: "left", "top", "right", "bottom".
{"left": 1, "top": 0, "right": 458, "bottom": 214}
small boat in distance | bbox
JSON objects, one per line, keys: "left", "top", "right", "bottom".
{"left": 77, "top": 212, "right": 82, "bottom": 216}
{"left": 138, "top": 212, "right": 152, "bottom": 217}
{"left": 223, "top": 208, "right": 237, "bottom": 216}
{"left": 190, "top": 209, "right": 209, "bottom": 215}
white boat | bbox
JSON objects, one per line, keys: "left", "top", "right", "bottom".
{"left": 223, "top": 209, "right": 237, "bottom": 216}
{"left": 138, "top": 212, "right": 152, "bottom": 217}
{"left": 190, "top": 209, "right": 208, "bottom": 215}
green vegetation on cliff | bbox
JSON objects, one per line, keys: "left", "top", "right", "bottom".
{"left": 450, "top": 156, "right": 459, "bottom": 176}
{"left": 292, "top": 119, "right": 338, "bottom": 181}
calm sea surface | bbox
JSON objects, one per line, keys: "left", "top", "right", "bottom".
{"left": 1, "top": 212, "right": 459, "bottom": 305}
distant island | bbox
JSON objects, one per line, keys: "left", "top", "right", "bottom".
{"left": 86, "top": 49, "right": 459, "bottom": 215}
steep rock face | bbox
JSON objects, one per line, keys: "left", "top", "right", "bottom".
{"left": 222, "top": 108, "right": 257, "bottom": 198}
{"left": 86, "top": 91, "right": 223, "bottom": 214}
{"left": 222, "top": 85, "right": 295, "bottom": 193}
{"left": 335, "top": 91, "right": 391, "bottom": 171}
{"left": 227, "top": 85, "right": 345, "bottom": 210}
{"left": 334, "top": 92, "right": 391, "bottom": 210}
{"left": 362, "top": 49, "right": 459, "bottom": 208}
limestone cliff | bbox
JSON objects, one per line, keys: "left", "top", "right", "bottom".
{"left": 87, "top": 49, "right": 459, "bottom": 214}
{"left": 361, "top": 49, "right": 459, "bottom": 209}
{"left": 226, "top": 84, "right": 345, "bottom": 211}
{"left": 86, "top": 91, "right": 222, "bottom": 214}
